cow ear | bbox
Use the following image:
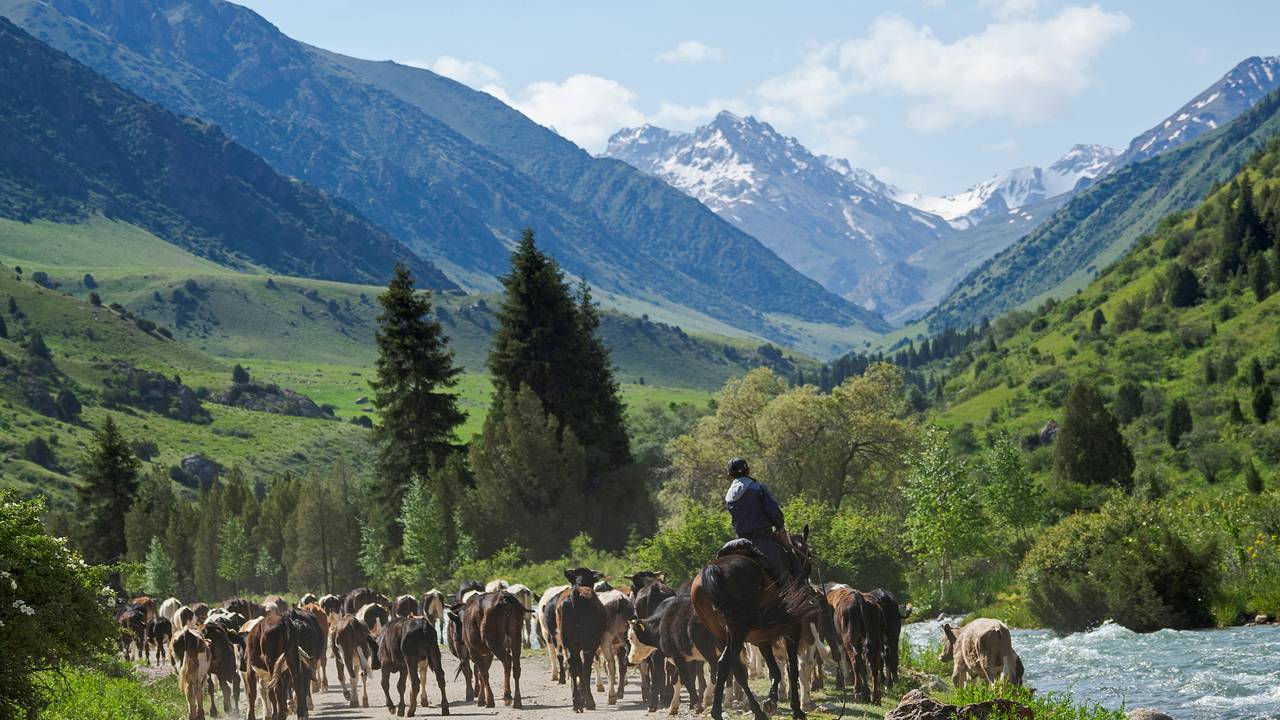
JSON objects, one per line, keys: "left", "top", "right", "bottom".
{"left": 564, "top": 569, "right": 575, "bottom": 584}
{"left": 656, "top": 572, "right": 667, "bottom": 582}
{"left": 942, "top": 624, "right": 956, "bottom": 642}
{"left": 622, "top": 574, "right": 634, "bottom": 581}
{"left": 802, "top": 524, "right": 810, "bottom": 540}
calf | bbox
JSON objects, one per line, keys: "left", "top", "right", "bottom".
{"left": 629, "top": 594, "right": 720, "bottom": 715}
{"left": 394, "top": 594, "right": 420, "bottom": 618}
{"left": 298, "top": 593, "right": 318, "bottom": 607}
{"left": 288, "top": 608, "right": 327, "bottom": 709}
{"left": 243, "top": 613, "right": 307, "bottom": 720}
{"left": 870, "top": 588, "right": 909, "bottom": 685}
{"left": 175, "top": 605, "right": 196, "bottom": 630}
{"left": 223, "top": 597, "right": 262, "bottom": 620}
{"left": 556, "top": 568, "right": 607, "bottom": 713}
{"left": 827, "top": 586, "right": 883, "bottom": 704}
{"left": 145, "top": 616, "right": 174, "bottom": 667}
{"left": 330, "top": 614, "right": 372, "bottom": 708}
{"left": 444, "top": 605, "right": 475, "bottom": 702}
{"left": 190, "top": 602, "right": 210, "bottom": 625}
{"left": 172, "top": 627, "right": 212, "bottom": 720}
{"left": 318, "top": 594, "right": 343, "bottom": 622}
{"left": 593, "top": 589, "right": 634, "bottom": 705}
{"left": 130, "top": 596, "right": 157, "bottom": 622}
{"left": 119, "top": 606, "right": 147, "bottom": 661}
{"left": 420, "top": 589, "right": 446, "bottom": 632}
{"left": 203, "top": 622, "right": 241, "bottom": 715}
{"left": 459, "top": 591, "right": 526, "bottom": 709}
{"left": 485, "top": 579, "right": 510, "bottom": 592}
{"left": 628, "top": 571, "right": 676, "bottom": 709}
{"left": 940, "top": 619, "right": 1022, "bottom": 688}
{"left": 378, "top": 616, "right": 450, "bottom": 717}
{"left": 299, "top": 603, "right": 330, "bottom": 690}
{"left": 357, "top": 602, "right": 390, "bottom": 669}
{"left": 262, "top": 595, "right": 289, "bottom": 619}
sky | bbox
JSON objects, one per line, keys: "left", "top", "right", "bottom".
{"left": 234, "top": 0, "right": 1280, "bottom": 195}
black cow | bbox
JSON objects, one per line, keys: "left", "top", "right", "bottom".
{"left": 378, "top": 616, "right": 450, "bottom": 716}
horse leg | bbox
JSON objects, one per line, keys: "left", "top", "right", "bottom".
{"left": 758, "top": 643, "right": 782, "bottom": 715}
{"left": 785, "top": 636, "right": 806, "bottom": 720}
{"left": 730, "top": 636, "right": 768, "bottom": 720}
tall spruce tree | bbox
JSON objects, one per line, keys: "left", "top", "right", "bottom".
{"left": 1055, "top": 382, "right": 1134, "bottom": 490}
{"left": 1166, "top": 398, "right": 1193, "bottom": 448}
{"left": 370, "top": 263, "right": 465, "bottom": 549}
{"left": 76, "top": 415, "right": 140, "bottom": 567}
{"left": 487, "top": 230, "right": 630, "bottom": 475}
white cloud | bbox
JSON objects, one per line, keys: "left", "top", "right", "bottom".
{"left": 402, "top": 56, "right": 506, "bottom": 91}
{"left": 835, "top": 6, "right": 1131, "bottom": 132}
{"left": 978, "top": 0, "right": 1040, "bottom": 20}
{"left": 656, "top": 40, "right": 724, "bottom": 64}
{"left": 505, "top": 74, "right": 646, "bottom": 151}
{"left": 650, "top": 98, "right": 747, "bottom": 128}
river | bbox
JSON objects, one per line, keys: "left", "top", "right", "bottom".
{"left": 904, "top": 617, "right": 1280, "bottom": 720}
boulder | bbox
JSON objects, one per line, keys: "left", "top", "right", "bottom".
{"left": 885, "top": 689, "right": 1032, "bottom": 720}
{"left": 180, "top": 453, "right": 223, "bottom": 488}
{"left": 1254, "top": 613, "right": 1272, "bottom": 625}
{"left": 1126, "top": 710, "right": 1175, "bottom": 720}
{"left": 354, "top": 395, "right": 369, "bottom": 405}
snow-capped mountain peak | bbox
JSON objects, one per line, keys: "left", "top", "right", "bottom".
{"left": 892, "top": 144, "right": 1119, "bottom": 229}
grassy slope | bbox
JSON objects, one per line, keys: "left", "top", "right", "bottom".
{"left": 0, "top": 216, "right": 822, "bottom": 501}
{"left": 933, "top": 161, "right": 1280, "bottom": 494}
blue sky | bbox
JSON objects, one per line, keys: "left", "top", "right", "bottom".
{"left": 236, "top": 0, "right": 1280, "bottom": 195}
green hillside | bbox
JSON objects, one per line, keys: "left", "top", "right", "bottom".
{"left": 927, "top": 86, "right": 1280, "bottom": 332}
{"left": 935, "top": 139, "right": 1280, "bottom": 497}
{"left": 0, "top": 17, "right": 447, "bottom": 289}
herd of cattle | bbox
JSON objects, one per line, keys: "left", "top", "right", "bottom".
{"left": 114, "top": 570, "right": 1024, "bottom": 720}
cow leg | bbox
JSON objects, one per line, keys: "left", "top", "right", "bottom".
{"left": 381, "top": 665, "right": 395, "bottom": 714}
{"left": 333, "top": 646, "right": 350, "bottom": 704}
{"left": 547, "top": 639, "right": 560, "bottom": 682}
{"left": 244, "top": 669, "right": 257, "bottom": 720}
{"left": 758, "top": 643, "right": 782, "bottom": 715}
{"left": 595, "top": 649, "right": 606, "bottom": 692}
{"left": 407, "top": 663, "right": 421, "bottom": 717}
{"left": 481, "top": 656, "right": 496, "bottom": 708}
{"left": 583, "top": 649, "right": 598, "bottom": 710}
{"left": 603, "top": 643, "right": 617, "bottom": 705}
{"left": 204, "top": 676, "right": 217, "bottom": 717}
{"left": 617, "top": 644, "right": 628, "bottom": 697}
{"left": 417, "top": 660, "right": 431, "bottom": 707}
{"left": 784, "top": 636, "right": 806, "bottom": 720}
{"left": 359, "top": 648, "right": 371, "bottom": 708}
{"left": 511, "top": 644, "right": 523, "bottom": 710}
{"left": 567, "top": 649, "right": 584, "bottom": 713}
{"left": 398, "top": 668, "right": 411, "bottom": 716}
{"left": 429, "top": 645, "right": 451, "bottom": 716}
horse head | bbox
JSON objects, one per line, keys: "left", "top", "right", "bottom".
{"left": 789, "top": 525, "right": 814, "bottom": 580}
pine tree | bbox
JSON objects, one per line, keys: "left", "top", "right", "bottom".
{"left": 143, "top": 536, "right": 176, "bottom": 597}
{"left": 369, "top": 263, "right": 464, "bottom": 550}
{"left": 76, "top": 415, "right": 141, "bottom": 568}
{"left": 1055, "top": 382, "right": 1134, "bottom": 490}
{"left": 1115, "top": 381, "right": 1144, "bottom": 424}
{"left": 217, "top": 517, "right": 253, "bottom": 594}
{"left": 1246, "top": 460, "right": 1264, "bottom": 494}
{"left": 1254, "top": 384, "right": 1274, "bottom": 424}
{"left": 1252, "top": 358, "right": 1267, "bottom": 387}
{"left": 0, "top": 314, "right": 6, "bottom": 339}
{"left": 1090, "top": 308, "right": 1107, "bottom": 334}
{"left": 1166, "top": 264, "right": 1203, "bottom": 308}
{"left": 1166, "top": 398, "right": 1193, "bottom": 448}
{"left": 573, "top": 281, "right": 631, "bottom": 471}
{"left": 487, "top": 230, "right": 630, "bottom": 475}
{"left": 469, "top": 384, "right": 588, "bottom": 560}
{"left": 27, "top": 332, "right": 51, "bottom": 361}
{"left": 1250, "top": 253, "right": 1273, "bottom": 302}
{"left": 192, "top": 490, "right": 224, "bottom": 599}
{"left": 1230, "top": 398, "right": 1247, "bottom": 424}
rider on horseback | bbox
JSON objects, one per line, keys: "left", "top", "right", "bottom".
{"left": 723, "top": 457, "right": 801, "bottom": 584}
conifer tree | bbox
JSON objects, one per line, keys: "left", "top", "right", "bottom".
{"left": 1167, "top": 264, "right": 1203, "bottom": 308}
{"left": 1246, "top": 460, "right": 1264, "bottom": 494}
{"left": 1090, "top": 308, "right": 1107, "bottom": 334}
{"left": 1055, "top": 382, "right": 1134, "bottom": 490}
{"left": 487, "top": 230, "right": 630, "bottom": 474}
{"left": 1254, "top": 384, "right": 1274, "bottom": 424}
{"left": 1114, "top": 381, "right": 1144, "bottom": 424}
{"left": 1252, "top": 358, "right": 1267, "bottom": 387}
{"left": 1230, "top": 397, "right": 1247, "bottom": 424}
{"left": 76, "top": 415, "right": 140, "bottom": 567}
{"left": 1166, "top": 398, "right": 1193, "bottom": 448}
{"left": 1250, "top": 253, "right": 1273, "bottom": 302}
{"left": 369, "top": 263, "right": 464, "bottom": 549}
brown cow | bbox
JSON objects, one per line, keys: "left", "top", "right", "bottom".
{"left": 224, "top": 597, "right": 264, "bottom": 620}
{"left": 593, "top": 589, "right": 635, "bottom": 705}
{"left": 394, "top": 594, "right": 419, "bottom": 618}
{"left": 243, "top": 613, "right": 308, "bottom": 720}
{"left": 118, "top": 605, "right": 147, "bottom": 661}
{"left": 331, "top": 614, "right": 372, "bottom": 708}
{"left": 299, "top": 603, "right": 331, "bottom": 691}
{"left": 458, "top": 590, "right": 527, "bottom": 709}
{"left": 261, "top": 595, "right": 289, "bottom": 619}
{"left": 378, "top": 616, "right": 450, "bottom": 716}
{"left": 318, "top": 594, "right": 343, "bottom": 619}
{"left": 130, "top": 595, "right": 157, "bottom": 622}
{"left": 445, "top": 605, "right": 476, "bottom": 703}
{"left": 940, "top": 619, "right": 1022, "bottom": 688}
{"left": 202, "top": 621, "right": 241, "bottom": 715}
{"left": 556, "top": 568, "right": 607, "bottom": 713}
{"left": 343, "top": 587, "right": 390, "bottom": 615}
{"left": 827, "top": 586, "right": 884, "bottom": 704}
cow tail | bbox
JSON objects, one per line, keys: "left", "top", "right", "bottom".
{"left": 264, "top": 652, "right": 290, "bottom": 691}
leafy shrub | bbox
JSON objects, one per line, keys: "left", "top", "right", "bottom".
{"left": 37, "top": 659, "right": 184, "bottom": 720}
{"left": 1019, "top": 498, "right": 1218, "bottom": 633}
{"left": 1, "top": 492, "right": 117, "bottom": 718}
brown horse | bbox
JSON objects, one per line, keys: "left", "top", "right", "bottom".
{"left": 691, "top": 527, "right": 816, "bottom": 720}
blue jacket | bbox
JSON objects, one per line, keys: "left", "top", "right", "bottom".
{"left": 724, "top": 476, "right": 785, "bottom": 537}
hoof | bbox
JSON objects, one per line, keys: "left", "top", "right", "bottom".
{"left": 764, "top": 699, "right": 778, "bottom": 715}
{"left": 442, "top": 704, "right": 450, "bottom": 716}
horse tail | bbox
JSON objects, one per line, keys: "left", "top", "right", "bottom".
{"left": 699, "top": 561, "right": 759, "bottom": 626}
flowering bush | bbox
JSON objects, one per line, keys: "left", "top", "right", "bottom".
{"left": 1, "top": 491, "right": 118, "bottom": 718}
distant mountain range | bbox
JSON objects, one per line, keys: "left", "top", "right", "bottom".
{"left": 0, "top": 0, "right": 882, "bottom": 351}
{"left": 0, "top": 17, "right": 447, "bottom": 288}
{"left": 606, "top": 55, "right": 1280, "bottom": 329}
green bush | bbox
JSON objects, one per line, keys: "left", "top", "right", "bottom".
{"left": 38, "top": 659, "right": 184, "bottom": 720}
{"left": 1019, "top": 497, "right": 1218, "bottom": 633}
{"left": 948, "top": 682, "right": 1125, "bottom": 720}
{"left": 2, "top": 491, "right": 118, "bottom": 719}
{"left": 632, "top": 504, "right": 732, "bottom": 585}
{"left": 784, "top": 498, "right": 905, "bottom": 593}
